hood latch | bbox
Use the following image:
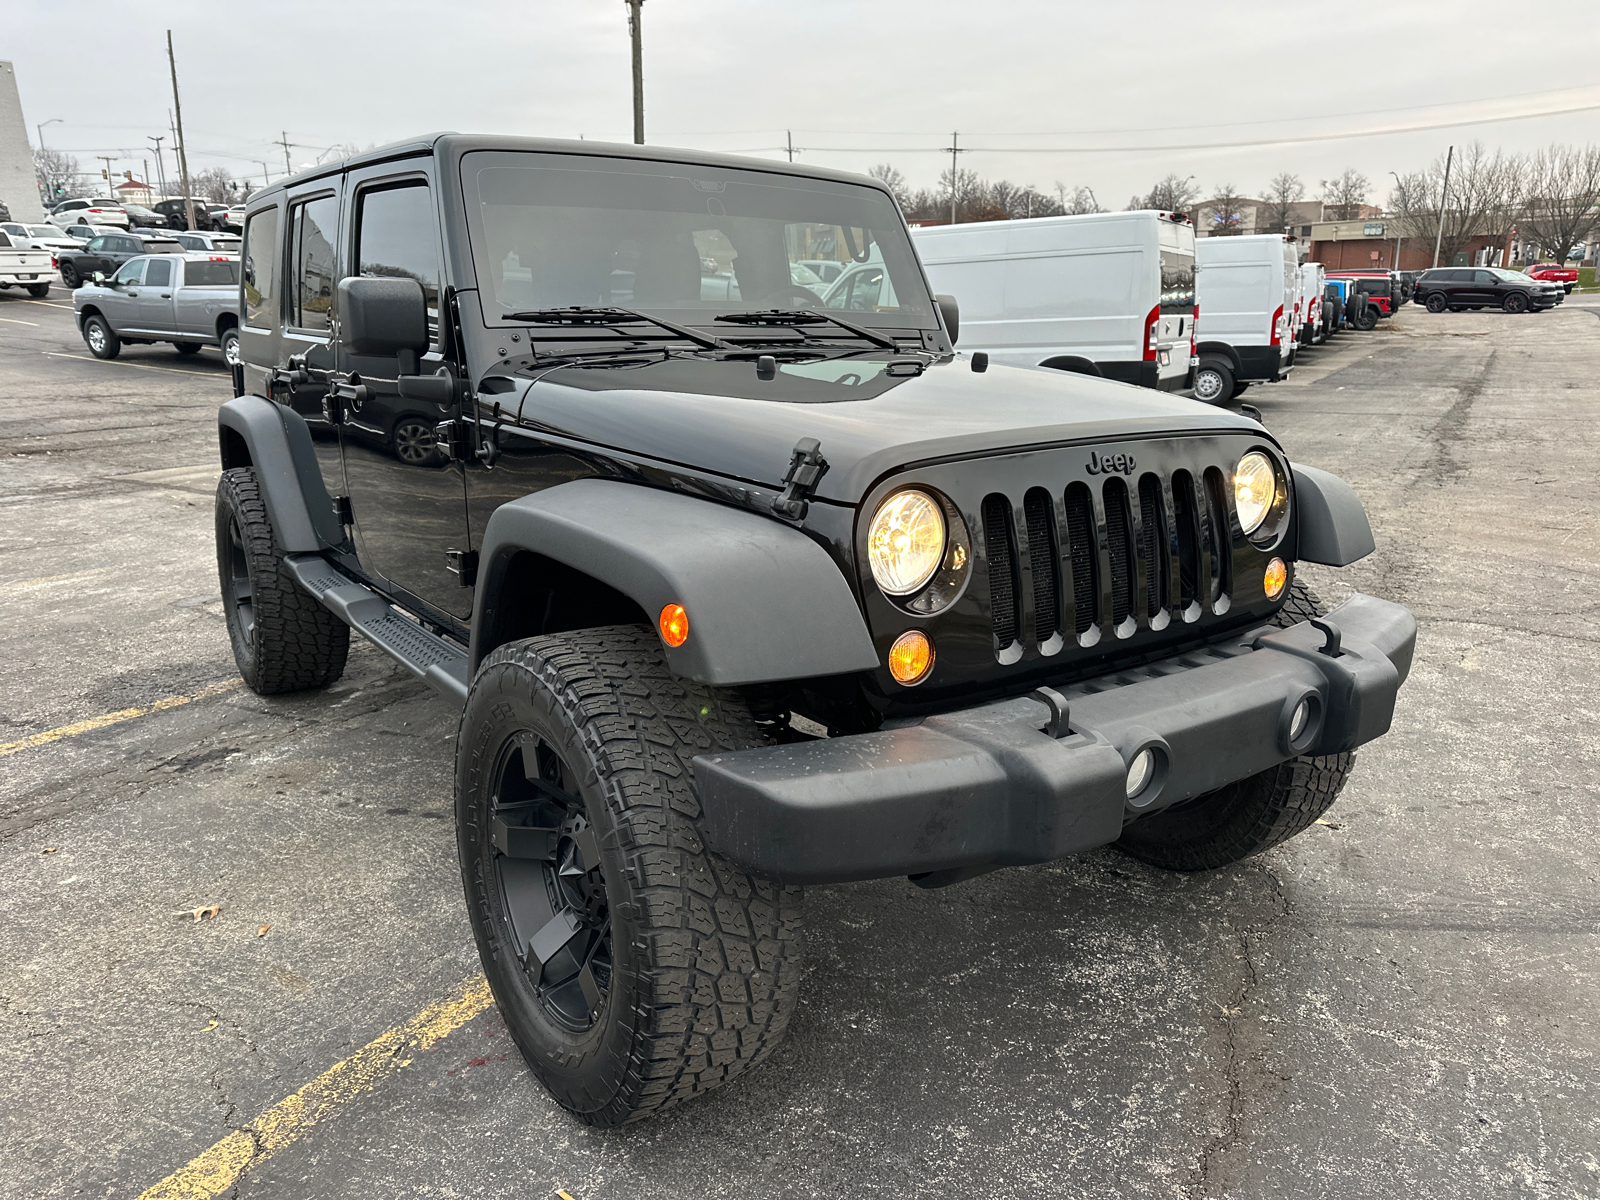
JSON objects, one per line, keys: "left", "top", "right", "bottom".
{"left": 772, "top": 438, "right": 828, "bottom": 520}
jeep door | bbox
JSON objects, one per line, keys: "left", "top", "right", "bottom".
{"left": 335, "top": 167, "right": 471, "bottom": 620}
{"left": 132, "top": 256, "right": 177, "bottom": 332}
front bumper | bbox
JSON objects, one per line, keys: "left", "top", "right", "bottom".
{"left": 694, "top": 594, "right": 1415, "bottom": 885}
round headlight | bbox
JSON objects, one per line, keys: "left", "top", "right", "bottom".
{"left": 1233, "top": 452, "right": 1277, "bottom": 536}
{"left": 868, "top": 490, "right": 946, "bottom": 596}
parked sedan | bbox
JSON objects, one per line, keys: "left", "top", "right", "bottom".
{"left": 57, "top": 231, "right": 183, "bottom": 288}
{"left": 1413, "top": 267, "right": 1563, "bottom": 313}
{"left": 47, "top": 198, "right": 129, "bottom": 229}
{"left": 0, "top": 222, "right": 79, "bottom": 255}
{"left": 72, "top": 253, "right": 241, "bottom": 363}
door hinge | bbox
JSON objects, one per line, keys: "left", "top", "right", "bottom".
{"left": 771, "top": 437, "right": 828, "bottom": 520}
{"left": 446, "top": 549, "right": 479, "bottom": 587}
{"left": 333, "top": 495, "right": 354, "bottom": 526}
{"left": 435, "top": 418, "right": 474, "bottom": 463}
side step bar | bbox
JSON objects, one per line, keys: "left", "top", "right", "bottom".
{"left": 285, "top": 554, "right": 469, "bottom": 704}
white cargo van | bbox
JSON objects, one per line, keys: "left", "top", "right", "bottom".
{"left": 911, "top": 211, "right": 1196, "bottom": 392}
{"left": 1192, "top": 234, "right": 1299, "bottom": 404}
{"left": 1298, "top": 261, "right": 1327, "bottom": 345}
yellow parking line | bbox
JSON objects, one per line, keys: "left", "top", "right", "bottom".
{"left": 43, "top": 351, "right": 218, "bottom": 376}
{"left": 0, "top": 316, "right": 39, "bottom": 326}
{"left": 0, "top": 679, "right": 242, "bottom": 758}
{"left": 135, "top": 976, "right": 495, "bottom": 1200}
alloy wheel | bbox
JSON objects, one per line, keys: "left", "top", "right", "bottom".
{"left": 225, "top": 515, "right": 255, "bottom": 642}
{"left": 491, "top": 735, "right": 612, "bottom": 1032}
{"left": 86, "top": 322, "right": 106, "bottom": 354}
{"left": 393, "top": 421, "right": 435, "bottom": 465}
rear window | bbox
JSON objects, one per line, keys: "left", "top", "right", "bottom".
{"left": 186, "top": 259, "right": 241, "bottom": 286}
{"left": 144, "top": 240, "right": 183, "bottom": 253}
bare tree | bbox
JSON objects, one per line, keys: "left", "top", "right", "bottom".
{"left": 867, "top": 163, "right": 910, "bottom": 209}
{"left": 1056, "top": 183, "right": 1103, "bottom": 215}
{"left": 1519, "top": 144, "right": 1600, "bottom": 262}
{"left": 1319, "top": 168, "right": 1371, "bottom": 220}
{"left": 1200, "top": 183, "right": 1248, "bottom": 235}
{"left": 1129, "top": 173, "right": 1199, "bottom": 212}
{"left": 1390, "top": 143, "right": 1525, "bottom": 266}
{"left": 1263, "top": 172, "right": 1305, "bottom": 233}
{"left": 34, "top": 147, "right": 87, "bottom": 203}
{"left": 191, "top": 165, "right": 236, "bottom": 203}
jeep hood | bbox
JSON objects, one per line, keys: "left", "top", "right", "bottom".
{"left": 500, "top": 355, "right": 1267, "bottom": 504}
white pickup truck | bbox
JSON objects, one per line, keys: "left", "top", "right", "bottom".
{"left": 72, "top": 252, "right": 241, "bottom": 364}
{"left": 0, "top": 229, "right": 53, "bottom": 297}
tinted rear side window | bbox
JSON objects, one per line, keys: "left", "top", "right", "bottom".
{"left": 244, "top": 208, "right": 280, "bottom": 327}
{"left": 186, "top": 260, "right": 241, "bottom": 286}
{"left": 290, "top": 194, "right": 339, "bottom": 331}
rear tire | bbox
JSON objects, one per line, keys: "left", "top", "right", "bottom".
{"left": 60, "top": 263, "right": 80, "bottom": 289}
{"left": 1229, "top": 381, "right": 1250, "bottom": 400}
{"left": 1116, "top": 581, "right": 1354, "bottom": 872}
{"left": 220, "top": 326, "right": 240, "bottom": 367}
{"left": 83, "top": 314, "right": 120, "bottom": 359}
{"left": 27, "top": 282, "right": 50, "bottom": 298}
{"left": 215, "top": 467, "right": 349, "bottom": 694}
{"left": 1193, "top": 359, "right": 1234, "bottom": 405}
{"left": 1425, "top": 293, "right": 1447, "bottom": 313}
{"left": 1352, "top": 306, "right": 1378, "bottom": 331}
{"left": 457, "top": 627, "right": 804, "bottom": 1126}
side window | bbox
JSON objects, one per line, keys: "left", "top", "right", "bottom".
{"left": 1474, "top": 270, "right": 1497, "bottom": 285}
{"left": 86, "top": 237, "right": 106, "bottom": 252}
{"left": 244, "top": 207, "right": 280, "bottom": 328}
{"left": 288, "top": 194, "right": 339, "bottom": 332}
{"left": 113, "top": 258, "right": 146, "bottom": 285}
{"left": 356, "top": 182, "right": 441, "bottom": 337}
{"left": 145, "top": 258, "right": 173, "bottom": 287}
{"left": 0, "top": 232, "right": 10, "bottom": 249}
{"left": 116, "top": 237, "right": 140, "bottom": 254}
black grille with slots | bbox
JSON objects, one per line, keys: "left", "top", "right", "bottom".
{"left": 1024, "top": 489, "right": 1058, "bottom": 643}
{"left": 982, "top": 493, "right": 1018, "bottom": 647}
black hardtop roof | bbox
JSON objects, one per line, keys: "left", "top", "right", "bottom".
{"left": 248, "top": 132, "right": 886, "bottom": 205}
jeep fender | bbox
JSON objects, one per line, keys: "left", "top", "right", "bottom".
{"left": 472, "top": 479, "right": 880, "bottom": 686}
{"left": 218, "top": 395, "right": 343, "bottom": 552}
{"left": 1290, "top": 464, "right": 1375, "bottom": 566}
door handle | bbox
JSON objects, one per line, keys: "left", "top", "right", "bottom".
{"left": 159, "top": 293, "right": 170, "bottom": 298}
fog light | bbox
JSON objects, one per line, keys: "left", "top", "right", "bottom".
{"left": 888, "top": 630, "right": 934, "bottom": 685}
{"left": 1263, "top": 557, "right": 1287, "bottom": 600}
{"left": 658, "top": 603, "right": 689, "bottom": 648}
{"left": 1125, "top": 748, "right": 1155, "bottom": 798}
{"left": 1290, "top": 698, "right": 1312, "bottom": 741}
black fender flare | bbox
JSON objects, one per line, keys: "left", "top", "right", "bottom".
{"left": 472, "top": 479, "right": 880, "bottom": 686}
{"left": 1195, "top": 342, "right": 1242, "bottom": 373}
{"left": 1290, "top": 464, "right": 1375, "bottom": 566}
{"left": 217, "top": 395, "right": 343, "bottom": 553}
{"left": 1037, "top": 355, "right": 1102, "bottom": 376}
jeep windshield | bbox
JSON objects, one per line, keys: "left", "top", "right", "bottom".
{"left": 460, "top": 151, "right": 936, "bottom": 337}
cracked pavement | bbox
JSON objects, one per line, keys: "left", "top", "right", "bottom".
{"left": 1, "top": 290, "right": 1597, "bottom": 1198}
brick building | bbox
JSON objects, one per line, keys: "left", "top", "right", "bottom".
{"left": 1308, "top": 217, "right": 1510, "bottom": 271}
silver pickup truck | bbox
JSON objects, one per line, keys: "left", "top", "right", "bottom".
{"left": 0, "top": 230, "right": 53, "bottom": 297}
{"left": 72, "top": 252, "right": 241, "bottom": 364}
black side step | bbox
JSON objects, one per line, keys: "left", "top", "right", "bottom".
{"left": 285, "top": 554, "right": 469, "bottom": 704}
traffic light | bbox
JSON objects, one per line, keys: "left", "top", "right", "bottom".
{"left": 55, "top": 184, "right": 64, "bottom": 195}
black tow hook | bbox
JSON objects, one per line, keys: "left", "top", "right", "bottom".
{"left": 1032, "top": 686, "right": 1071, "bottom": 739}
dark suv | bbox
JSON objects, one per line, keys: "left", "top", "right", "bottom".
{"left": 57, "top": 231, "right": 183, "bottom": 288}
{"left": 152, "top": 198, "right": 218, "bottom": 231}
{"left": 218, "top": 134, "right": 1414, "bottom": 1127}
{"left": 1413, "top": 267, "right": 1564, "bottom": 313}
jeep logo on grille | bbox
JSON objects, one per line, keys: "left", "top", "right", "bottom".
{"left": 1086, "top": 450, "right": 1136, "bottom": 475}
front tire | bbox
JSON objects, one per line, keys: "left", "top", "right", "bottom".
{"left": 457, "top": 627, "right": 804, "bottom": 1126}
{"left": 1425, "top": 293, "right": 1447, "bottom": 313}
{"left": 1116, "top": 581, "right": 1354, "bottom": 872}
{"left": 1193, "top": 359, "right": 1234, "bottom": 405}
{"left": 215, "top": 467, "right": 349, "bottom": 694}
{"left": 83, "top": 314, "right": 120, "bottom": 359}
{"left": 1503, "top": 292, "right": 1528, "bottom": 313}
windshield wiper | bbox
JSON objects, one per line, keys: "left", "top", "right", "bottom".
{"left": 500, "top": 305, "right": 725, "bottom": 350}
{"left": 713, "top": 309, "right": 898, "bottom": 350}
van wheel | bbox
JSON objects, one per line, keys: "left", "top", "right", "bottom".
{"left": 457, "top": 627, "right": 804, "bottom": 1126}
{"left": 83, "top": 315, "right": 120, "bottom": 359}
{"left": 1193, "top": 359, "right": 1234, "bottom": 405}
{"left": 1425, "top": 294, "right": 1447, "bottom": 313}
{"left": 1503, "top": 292, "right": 1528, "bottom": 314}
{"left": 1230, "top": 381, "right": 1250, "bottom": 400}
{"left": 1116, "top": 581, "right": 1353, "bottom": 871}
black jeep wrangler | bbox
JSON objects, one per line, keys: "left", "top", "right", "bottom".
{"left": 217, "top": 134, "right": 1415, "bottom": 1126}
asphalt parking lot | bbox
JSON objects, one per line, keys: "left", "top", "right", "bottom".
{"left": 3, "top": 290, "right": 1598, "bottom": 1200}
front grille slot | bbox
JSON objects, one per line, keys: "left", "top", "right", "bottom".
{"left": 983, "top": 493, "right": 1018, "bottom": 647}
{"left": 1203, "top": 467, "right": 1232, "bottom": 602}
{"left": 1138, "top": 474, "right": 1167, "bottom": 617}
{"left": 1172, "top": 470, "right": 1201, "bottom": 608}
{"left": 1024, "top": 488, "right": 1058, "bottom": 643}
{"left": 1103, "top": 478, "right": 1135, "bottom": 625}
{"left": 1063, "top": 482, "right": 1097, "bottom": 635}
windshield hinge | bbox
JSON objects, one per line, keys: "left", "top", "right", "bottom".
{"left": 772, "top": 438, "right": 828, "bottom": 520}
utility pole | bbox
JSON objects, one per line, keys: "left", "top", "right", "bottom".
{"left": 148, "top": 135, "right": 168, "bottom": 199}
{"left": 257, "top": 161, "right": 271, "bottom": 187}
{"left": 1388, "top": 170, "right": 1405, "bottom": 271}
{"left": 167, "top": 31, "right": 196, "bottom": 231}
{"left": 943, "top": 131, "right": 966, "bottom": 225}
{"left": 275, "top": 131, "right": 294, "bottom": 175}
{"left": 97, "top": 156, "right": 115, "bottom": 187}
{"left": 1431, "top": 144, "right": 1454, "bottom": 269}
{"left": 785, "top": 130, "right": 794, "bottom": 163}
{"left": 625, "top": 0, "right": 645, "bottom": 145}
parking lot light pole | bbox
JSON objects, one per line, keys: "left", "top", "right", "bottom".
{"left": 166, "top": 31, "right": 196, "bottom": 232}
{"left": 1431, "top": 145, "right": 1453, "bottom": 270}
{"left": 36, "top": 118, "right": 62, "bottom": 149}
{"left": 626, "top": 0, "right": 645, "bottom": 144}
{"left": 1388, "top": 170, "right": 1406, "bottom": 271}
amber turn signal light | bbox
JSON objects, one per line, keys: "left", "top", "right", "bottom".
{"left": 658, "top": 603, "right": 689, "bottom": 647}
{"left": 888, "top": 630, "right": 934, "bottom": 685}
{"left": 1263, "top": 558, "right": 1287, "bottom": 600}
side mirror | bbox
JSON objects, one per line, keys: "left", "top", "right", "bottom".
{"left": 337, "top": 276, "right": 429, "bottom": 366}
{"left": 93, "top": 271, "right": 107, "bottom": 285}
{"left": 935, "top": 293, "right": 959, "bottom": 345}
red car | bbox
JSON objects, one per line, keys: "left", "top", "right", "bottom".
{"left": 1525, "top": 263, "right": 1578, "bottom": 293}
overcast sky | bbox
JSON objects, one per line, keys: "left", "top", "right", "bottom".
{"left": 10, "top": 0, "right": 1600, "bottom": 207}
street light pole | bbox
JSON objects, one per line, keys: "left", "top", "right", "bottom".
{"left": 1431, "top": 145, "right": 1454, "bottom": 270}
{"left": 1388, "top": 170, "right": 1406, "bottom": 271}
{"left": 36, "top": 118, "right": 62, "bottom": 148}
{"left": 625, "top": 0, "right": 645, "bottom": 145}
{"left": 148, "top": 135, "right": 168, "bottom": 199}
